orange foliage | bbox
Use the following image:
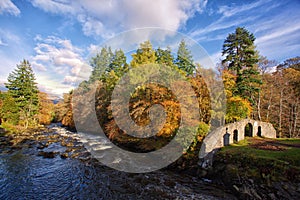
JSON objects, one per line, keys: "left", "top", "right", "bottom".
{"left": 38, "top": 92, "right": 55, "bottom": 125}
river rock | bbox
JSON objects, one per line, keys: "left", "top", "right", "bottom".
{"left": 38, "top": 151, "right": 58, "bottom": 158}
{"left": 60, "top": 152, "right": 69, "bottom": 159}
{"left": 37, "top": 142, "right": 49, "bottom": 149}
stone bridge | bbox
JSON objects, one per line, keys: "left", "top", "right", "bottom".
{"left": 199, "top": 119, "right": 276, "bottom": 168}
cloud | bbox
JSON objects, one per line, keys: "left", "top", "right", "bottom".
{"left": 217, "top": 0, "right": 270, "bottom": 17}
{"left": 31, "top": 0, "right": 74, "bottom": 14}
{"left": 35, "top": 74, "right": 76, "bottom": 97}
{"left": 31, "top": 35, "right": 91, "bottom": 95}
{"left": 0, "top": 0, "right": 20, "bottom": 16}
{"left": 256, "top": 25, "right": 300, "bottom": 45}
{"left": 190, "top": 0, "right": 274, "bottom": 40}
{"left": 30, "top": 0, "right": 208, "bottom": 39}
{"left": 188, "top": 0, "right": 300, "bottom": 62}
{"left": 0, "top": 29, "right": 30, "bottom": 83}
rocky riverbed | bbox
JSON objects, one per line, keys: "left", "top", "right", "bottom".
{"left": 0, "top": 124, "right": 236, "bottom": 200}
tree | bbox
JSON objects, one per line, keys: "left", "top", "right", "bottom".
{"left": 278, "top": 56, "right": 300, "bottom": 71}
{"left": 5, "top": 60, "right": 39, "bottom": 128}
{"left": 108, "top": 49, "right": 128, "bottom": 77}
{"left": 258, "top": 57, "right": 300, "bottom": 138}
{"left": 0, "top": 92, "right": 19, "bottom": 125}
{"left": 38, "top": 92, "right": 55, "bottom": 125}
{"left": 54, "top": 91, "right": 75, "bottom": 129}
{"left": 176, "top": 39, "right": 195, "bottom": 76}
{"left": 225, "top": 96, "right": 252, "bottom": 123}
{"left": 254, "top": 57, "right": 278, "bottom": 120}
{"left": 155, "top": 47, "right": 175, "bottom": 67}
{"left": 130, "top": 40, "right": 157, "bottom": 67}
{"left": 90, "top": 47, "right": 113, "bottom": 82}
{"left": 222, "top": 27, "right": 261, "bottom": 105}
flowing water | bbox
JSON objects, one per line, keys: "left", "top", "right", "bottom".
{"left": 0, "top": 125, "right": 236, "bottom": 200}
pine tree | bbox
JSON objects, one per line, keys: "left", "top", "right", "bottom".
{"left": 90, "top": 47, "right": 113, "bottom": 82}
{"left": 108, "top": 49, "right": 128, "bottom": 77}
{"left": 222, "top": 27, "right": 261, "bottom": 105}
{"left": 176, "top": 39, "right": 195, "bottom": 76}
{"left": 155, "top": 47, "right": 175, "bottom": 67}
{"left": 130, "top": 40, "right": 157, "bottom": 67}
{"left": 5, "top": 60, "right": 39, "bottom": 128}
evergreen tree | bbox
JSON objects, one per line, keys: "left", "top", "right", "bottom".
{"left": 130, "top": 40, "right": 157, "bottom": 67}
{"left": 90, "top": 47, "right": 113, "bottom": 82}
{"left": 155, "top": 47, "right": 175, "bottom": 67}
{"left": 5, "top": 60, "right": 39, "bottom": 128}
{"left": 176, "top": 39, "right": 195, "bottom": 76}
{"left": 222, "top": 27, "right": 261, "bottom": 105}
{"left": 108, "top": 49, "right": 128, "bottom": 77}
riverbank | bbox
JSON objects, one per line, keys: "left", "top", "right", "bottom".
{"left": 207, "top": 137, "right": 300, "bottom": 199}
{"left": 0, "top": 124, "right": 235, "bottom": 200}
{"left": 2, "top": 125, "right": 299, "bottom": 199}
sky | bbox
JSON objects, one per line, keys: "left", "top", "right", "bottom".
{"left": 0, "top": 0, "right": 299, "bottom": 96}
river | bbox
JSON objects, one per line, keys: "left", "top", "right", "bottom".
{"left": 0, "top": 124, "right": 236, "bottom": 200}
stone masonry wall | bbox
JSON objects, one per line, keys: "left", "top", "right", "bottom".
{"left": 199, "top": 119, "right": 276, "bottom": 167}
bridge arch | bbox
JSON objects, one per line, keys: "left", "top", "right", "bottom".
{"left": 244, "top": 123, "right": 253, "bottom": 137}
{"left": 199, "top": 119, "right": 277, "bottom": 168}
{"left": 233, "top": 129, "right": 238, "bottom": 142}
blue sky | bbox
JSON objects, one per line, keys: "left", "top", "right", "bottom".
{"left": 0, "top": 0, "right": 299, "bottom": 96}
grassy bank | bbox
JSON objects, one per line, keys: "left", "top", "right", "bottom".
{"left": 215, "top": 137, "right": 300, "bottom": 181}
{"left": 209, "top": 137, "right": 300, "bottom": 199}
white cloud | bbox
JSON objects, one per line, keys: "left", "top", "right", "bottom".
{"left": 190, "top": 0, "right": 275, "bottom": 40}
{"left": 36, "top": 74, "right": 75, "bottom": 97}
{"left": 31, "top": 35, "right": 91, "bottom": 95}
{"left": 256, "top": 23, "right": 300, "bottom": 45}
{"left": 31, "top": 0, "right": 74, "bottom": 14}
{"left": 0, "top": 29, "right": 30, "bottom": 83}
{"left": 31, "top": 0, "right": 208, "bottom": 39}
{"left": 248, "top": 5, "right": 300, "bottom": 61}
{"left": 217, "top": 0, "right": 270, "bottom": 17}
{"left": 0, "top": 0, "right": 20, "bottom": 16}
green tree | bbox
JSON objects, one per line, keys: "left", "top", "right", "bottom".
{"left": 176, "top": 39, "right": 195, "bottom": 76}
{"left": 130, "top": 40, "right": 157, "bottom": 67}
{"left": 1, "top": 92, "right": 19, "bottom": 125}
{"left": 5, "top": 60, "right": 39, "bottom": 128}
{"left": 155, "top": 47, "right": 175, "bottom": 67}
{"left": 225, "top": 96, "right": 252, "bottom": 123}
{"left": 90, "top": 47, "right": 113, "bottom": 82}
{"left": 108, "top": 49, "right": 128, "bottom": 77}
{"left": 222, "top": 27, "right": 261, "bottom": 105}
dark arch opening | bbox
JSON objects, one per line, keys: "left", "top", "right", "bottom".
{"left": 233, "top": 129, "right": 238, "bottom": 142}
{"left": 223, "top": 128, "right": 230, "bottom": 146}
{"left": 244, "top": 123, "right": 253, "bottom": 137}
{"left": 257, "top": 126, "right": 262, "bottom": 137}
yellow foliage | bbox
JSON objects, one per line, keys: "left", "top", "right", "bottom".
{"left": 226, "top": 96, "right": 252, "bottom": 123}
{"left": 222, "top": 70, "right": 236, "bottom": 98}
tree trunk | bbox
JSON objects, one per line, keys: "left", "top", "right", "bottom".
{"left": 278, "top": 89, "right": 283, "bottom": 138}
{"left": 257, "top": 90, "right": 261, "bottom": 121}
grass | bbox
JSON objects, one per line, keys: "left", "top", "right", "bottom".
{"left": 220, "top": 137, "right": 300, "bottom": 166}
{"left": 215, "top": 137, "right": 300, "bottom": 181}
